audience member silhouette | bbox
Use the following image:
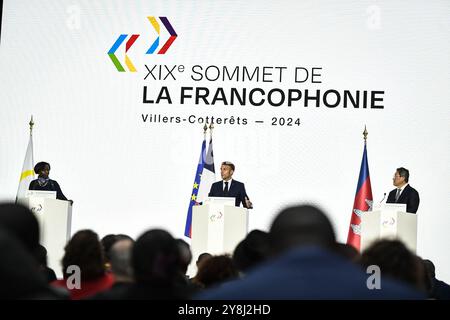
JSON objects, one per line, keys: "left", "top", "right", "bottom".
{"left": 197, "top": 204, "right": 424, "bottom": 299}
{"left": 101, "top": 234, "right": 118, "bottom": 272}
{"left": 233, "top": 230, "right": 270, "bottom": 275}
{"left": 333, "top": 242, "right": 360, "bottom": 263}
{"left": 35, "top": 244, "right": 57, "bottom": 283}
{"left": 118, "top": 229, "right": 193, "bottom": 299}
{"left": 189, "top": 253, "right": 212, "bottom": 289}
{"left": 196, "top": 253, "right": 212, "bottom": 268}
{"left": 89, "top": 238, "right": 134, "bottom": 299}
{"left": 109, "top": 238, "right": 134, "bottom": 283}
{"left": 3, "top": 201, "right": 444, "bottom": 300}
{"left": 176, "top": 239, "right": 193, "bottom": 277}
{"left": 0, "top": 203, "right": 65, "bottom": 299}
{"left": 0, "top": 203, "right": 39, "bottom": 255}
{"left": 52, "top": 230, "right": 114, "bottom": 299}
{"left": 192, "top": 255, "right": 239, "bottom": 289}
{"left": 360, "top": 239, "right": 427, "bottom": 293}
{"left": 173, "top": 238, "right": 203, "bottom": 296}
{"left": 0, "top": 227, "right": 64, "bottom": 299}
{"left": 422, "top": 259, "right": 450, "bottom": 300}
{"left": 101, "top": 234, "right": 134, "bottom": 271}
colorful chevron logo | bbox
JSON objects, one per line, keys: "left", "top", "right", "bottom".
{"left": 108, "top": 34, "right": 140, "bottom": 72}
{"left": 108, "top": 16, "right": 177, "bottom": 72}
{"left": 146, "top": 16, "right": 178, "bottom": 55}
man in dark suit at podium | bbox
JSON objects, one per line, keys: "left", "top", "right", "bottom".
{"left": 208, "top": 161, "right": 253, "bottom": 209}
{"left": 386, "top": 167, "right": 420, "bottom": 214}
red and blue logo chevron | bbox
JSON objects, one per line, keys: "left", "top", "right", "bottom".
{"left": 108, "top": 16, "right": 177, "bottom": 72}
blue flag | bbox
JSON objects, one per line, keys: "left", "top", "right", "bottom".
{"left": 184, "top": 138, "right": 207, "bottom": 238}
{"left": 197, "top": 136, "right": 216, "bottom": 203}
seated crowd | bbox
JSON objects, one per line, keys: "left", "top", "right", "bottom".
{"left": 0, "top": 202, "right": 449, "bottom": 300}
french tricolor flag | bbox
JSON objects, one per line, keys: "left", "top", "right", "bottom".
{"left": 184, "top": 135, "right": 216, "bottom": 238}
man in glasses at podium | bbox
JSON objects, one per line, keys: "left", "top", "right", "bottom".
{"left": 386, "top": 167, "right": 420, "bottom": 214}
{"left": 208, "top": 161, "right": 253, "bottom": 209}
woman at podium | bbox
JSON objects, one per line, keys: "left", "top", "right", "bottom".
{"left": 29, "top": 161, "right": 72, "bottom": 204}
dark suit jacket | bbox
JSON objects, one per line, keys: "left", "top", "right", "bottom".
{"left": 386, "top": 184, "right": 420, "bottom": 214}
{"left": 208, "top": 180, "right": 250, "bottom": 208}
{"left": 29, "top": 179, "right": 67, "bottom": 201}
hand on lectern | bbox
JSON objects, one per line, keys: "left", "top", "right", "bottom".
{"left": 245, "top": 197, "right": 253, "bottom": 209}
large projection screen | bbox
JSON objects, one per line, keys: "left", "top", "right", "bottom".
{"left": 1, "top": 1, "right": 449, "bottom": 282}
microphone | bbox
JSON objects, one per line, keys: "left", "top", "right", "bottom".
{"left": 380, "top": 192, "right": 387, "bottom": 203}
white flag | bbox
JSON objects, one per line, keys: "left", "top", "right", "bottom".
{"left": 16, "top": 135, "right": 35, "bottom": 200}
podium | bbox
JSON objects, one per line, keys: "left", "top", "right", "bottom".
{"left": 360, "top": 203, "right": 417, "bottom": 253}
{"left": 19, "top": 192, "right": 72, "bottom": 278}
{"left": 188, "top": 197, "right": 248, "bottom": 276}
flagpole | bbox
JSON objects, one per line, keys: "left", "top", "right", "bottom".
{"left": 347, "top": 125, "right": 373, "bottom": 250}
{"left": 29, "top": 116, "right": 35, "bottom": 174}
{"left": 209, "top": 123, "right": 214, "bottom": 138}
{"left": 16, "top": 116, "right": 35, "bottom": 204}
{"left": 185, "top": 125, "right": 209, "bottom": 238}
{"left": 363, "top": 125, "right": 368, "bottom": 144}
{"left": 29, "top": 115, "right": 34, "bottom": 136}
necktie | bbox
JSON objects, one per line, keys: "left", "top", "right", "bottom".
{"left": 224, "top": 181, "right": 229, "bottom": 194}
{"left": 395, "top": 188, "right": 401, "bottom": 202}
